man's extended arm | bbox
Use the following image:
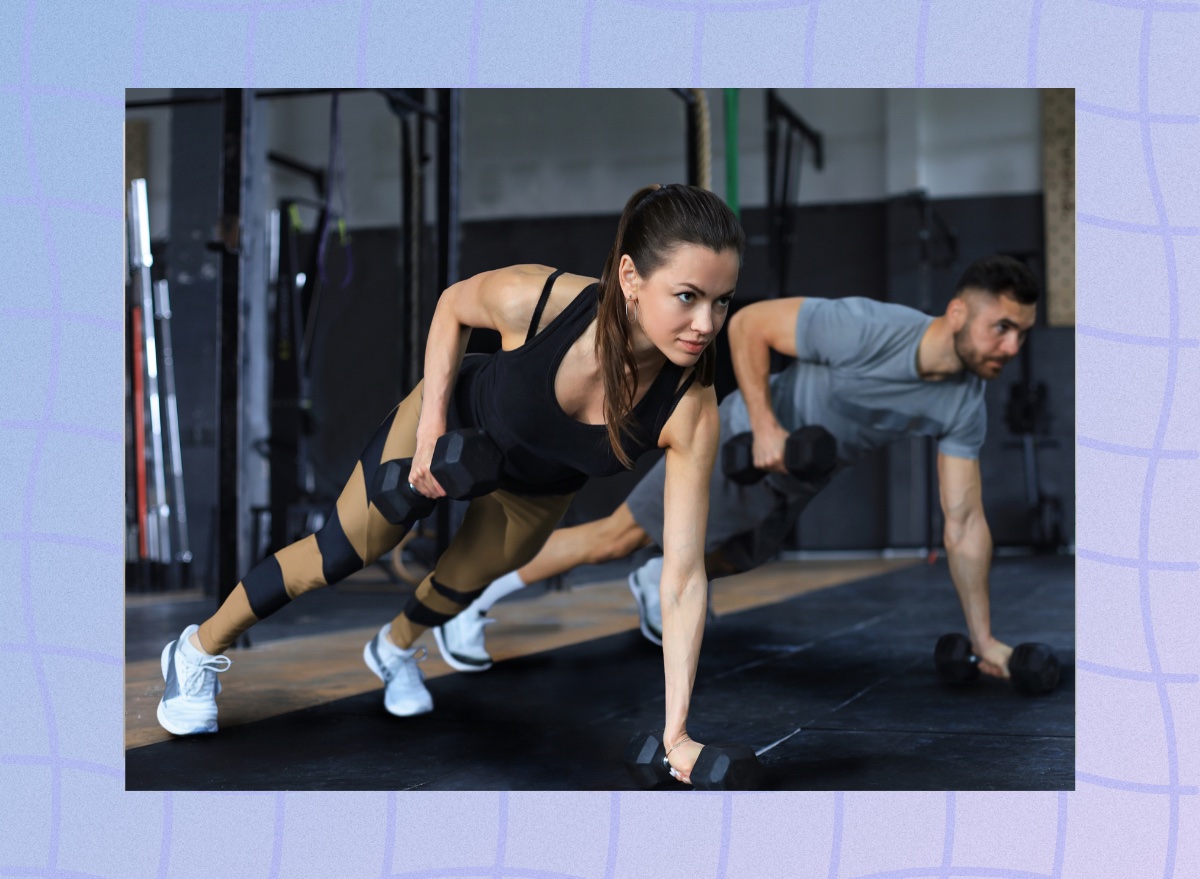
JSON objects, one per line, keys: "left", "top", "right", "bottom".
{"left": 938, "top": 452, "right": 1013, "bottom": 678}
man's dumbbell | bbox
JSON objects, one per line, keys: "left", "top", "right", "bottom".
{"left": 623, "top": 731, "right": 765, "bottom": 790}
{"left": 934, "top": 633, "right": 1061, "bottom": 695}
{"left": 370, "top": 429, "right": 504, "bottom": 527}
{"left": 722, "top": 425, "right": 837, "bottom": 485}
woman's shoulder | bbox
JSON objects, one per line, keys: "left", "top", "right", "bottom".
{"left": 658, "top": 370, "right": 717, "bottom": 450}
{"left": 495, "top": 265, "right": 598, "bottom": 340}
{"left": 484, "top": 264, "right": 596, "bottom": 289}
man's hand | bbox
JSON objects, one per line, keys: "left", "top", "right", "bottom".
{"left": 973, "top": 637, "right": 1013, "bottom": 679}
{"left": 752, "top": 422, "right": 792, "bottom": 474}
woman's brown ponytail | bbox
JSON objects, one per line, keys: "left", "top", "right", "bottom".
{"left": 596, "top": 183, "right": 744, "bottom": 468}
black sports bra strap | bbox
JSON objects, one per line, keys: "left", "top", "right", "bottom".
{"left": 526, "top": 269, "right": 566, "bottom": 344}
{"left": 669, "top": 368, "right": 697, "bottom": 408}
{"left": 648, "top": 365, "right": 696, "bottom": 441}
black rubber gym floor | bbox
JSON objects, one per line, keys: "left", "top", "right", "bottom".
{"left": 126, "top": 555, "right": 1074, "bottom": 791}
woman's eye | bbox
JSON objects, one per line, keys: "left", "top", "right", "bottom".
{"left": 677, "top": 292, "right": 695, "bottom": 304}
{"left": 716, "top": 295, "right": 733, "bottom": 308}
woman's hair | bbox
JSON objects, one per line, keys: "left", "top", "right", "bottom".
{"left": 596, "top": 183, "right": 745, "bottom": 468}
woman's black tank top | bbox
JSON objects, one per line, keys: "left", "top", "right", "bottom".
{"left": 448, "top": 269, "right": 696, "bottom": 495}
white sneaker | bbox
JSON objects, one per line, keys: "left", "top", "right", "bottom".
{"left": 628, "top": 558, "right": 664, "bottom": 647}
{"left": 363, "top": 624, "right": 434, "bottom": 717}
{"left": 434, "top": 610, "right": 496, "bottom": 673}
{"left": 156, "top": 624, "right": 232, "bottom": 736}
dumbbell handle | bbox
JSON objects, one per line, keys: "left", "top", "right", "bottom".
{"left": 724, "top": 426, "right": 836, "bottom": 485}
{"left": 370, "top": 458, "right": 437, "bottom": 527}
{"left": 399, "top": 429, "right": 502, "bottom": 501}
{"left": 371, "top": 429, "right": 504, "bottom": 526}
{"left": 935, "top": 633, "right": 1061, "bottom": 695}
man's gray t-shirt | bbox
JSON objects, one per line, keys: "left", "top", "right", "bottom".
{"left": 725, "top": 297, "right": 987, "bottom": 489}
{"left": 626, "top": 296, "right": 987, "bottom": 558}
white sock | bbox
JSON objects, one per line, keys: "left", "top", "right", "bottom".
{"left": 473, "top": 570, "right": 528, "bottom": 613}
{"left": 381, "top": 624, "right": 418, "bottom": 657}
{"left": 184, "top": 629, "right": 212, "bottom": 657}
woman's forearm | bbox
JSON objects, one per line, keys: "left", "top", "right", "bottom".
{"left": 659, "top": 567, "right": 708, "bottom": 743}
{"left": 654, "top": 386, "right": 720, "bottom": 750}
{"left": 418, "top": 286, "right": 473, "bottom": 434}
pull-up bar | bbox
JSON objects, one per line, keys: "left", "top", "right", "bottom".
{"left": 126, "top": 88, "right": 438, "bottom": 120}
{"left": 765, "top": 89, "right": 825, "bottom": 296}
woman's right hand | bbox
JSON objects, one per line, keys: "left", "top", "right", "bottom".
{"left": 407, "top": 428, "right": 448, "bottom": 499}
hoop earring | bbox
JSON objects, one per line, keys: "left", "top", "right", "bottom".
{"left": 625, "top": 298, "right": 639, "bottom": 323}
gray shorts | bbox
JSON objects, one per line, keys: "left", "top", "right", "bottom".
{"left": 625, "top": 395, "right": 825, "bottom": 571}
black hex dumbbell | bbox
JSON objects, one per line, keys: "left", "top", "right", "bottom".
{"left": 370, "top": 429, "right": 504, "bottom": 527}
{"left": 623, "top": 731, "right": 765, "bottom": 790}
{"left": 934, "top": 632, "right": 1061, "bottom": 695}
{"left": 722, "top": 425, "right": 837, "bottom": 486}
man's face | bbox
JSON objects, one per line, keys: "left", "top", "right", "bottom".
{"left": 953, "top": 289, "right": 1038, "bottom": 379}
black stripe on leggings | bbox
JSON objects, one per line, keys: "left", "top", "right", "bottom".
{"left": 242, "top": 555, "right": 290, "bottom": 619}
{"left": 400, "top": 598, "right": 457, "bottom": 629}
{"left": 315, "top": 508, "right": 363, "bottom": 585}
{"left": 430, "top": 577, "right": 486, "bottom": 607}
{"left": 359, "top": 406, "right": 398, "bottom": 495}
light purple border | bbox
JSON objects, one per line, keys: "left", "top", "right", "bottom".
{"left": 2, "top": 0, "right": 1196, "bottom": 876}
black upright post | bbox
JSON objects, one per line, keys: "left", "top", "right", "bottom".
{"left": 217, "top": 89, "right": 249, "bottom": 606}
{"left": 435, "top": 88, "right": 461, "bottom": 558}
{"left": 778, "top": 127, "right": 795, "bottom": 296}
{"left": 670, "top": 89, "right": 699, "bottom": 188}
{"left": 765, "top": 90, "right": 780, "bottom": 296}
{"left": 399, "top": 118, "right": 414, "bottom": 391}
{"left": 414, "top": 102, "right": 430, "bottom": 388}
{"left": 684, "top": 97, "right": 698, "bottom": 188}
{"left": 436, "top": 89, "right": 461, "bottom": 300}
{"left": 269, "top": 200, "right": 302, "bottom": 552}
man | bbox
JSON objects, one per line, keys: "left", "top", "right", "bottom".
{"left": 434, "top": 255, "right": 1039, "bottom": 680}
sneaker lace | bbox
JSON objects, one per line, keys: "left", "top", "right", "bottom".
{"left": 383, "top": 644, "right": 427, "bottom": 684}
{"left": 183, "top": 654, "right": 232, "bottom": 696}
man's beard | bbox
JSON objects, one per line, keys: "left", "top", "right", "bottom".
{"left": 953, "top": 326, "right": 1006, "bottom": 379}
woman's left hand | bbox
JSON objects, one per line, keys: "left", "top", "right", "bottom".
{"left": 665, "top": 736, "right": 704, "bottom": 785}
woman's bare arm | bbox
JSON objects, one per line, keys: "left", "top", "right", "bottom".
{"left": 655, "top": 379, "right": 721, "bottom": 783}
{"left": 408, "top": 265, "right": 553, "bottom": 497}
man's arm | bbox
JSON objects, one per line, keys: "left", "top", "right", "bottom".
{"left": 938, "top": 452, "right": 1012, "bottom": 678}
{"left": 726, "top": 298, "right": 804, "bottom": 473}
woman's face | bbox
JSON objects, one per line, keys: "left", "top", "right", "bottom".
{"left": 619, "top": 244, "right": 739, "bottom": 366}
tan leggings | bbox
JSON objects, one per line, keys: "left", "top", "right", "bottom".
{"left": 196, "top": 381, "right": 574, "bottom": 655}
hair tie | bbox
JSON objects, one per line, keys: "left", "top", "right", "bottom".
{"left": 636, "top": 183, "right": 672, "bottom": 212}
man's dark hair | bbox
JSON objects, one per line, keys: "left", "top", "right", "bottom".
{"left": 954, "top": 255, "right": 1040, "bottom": 305}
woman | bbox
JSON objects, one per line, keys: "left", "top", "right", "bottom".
{"left": 156, "top": 183, "right": 743, "bottom": 785}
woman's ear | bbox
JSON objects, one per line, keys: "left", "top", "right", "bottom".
{"left": 618, "top": 254, "right": 639, "bottom": 301}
